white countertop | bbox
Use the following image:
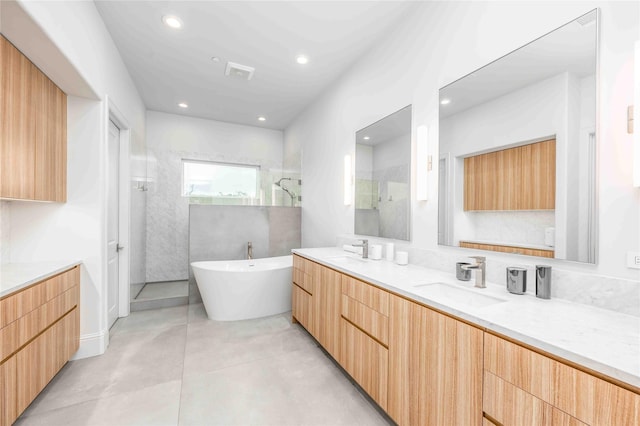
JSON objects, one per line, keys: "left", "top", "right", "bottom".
{"left": 293, "top": 247, "right": 640, "bottom": 390}
{"left": 0, "top": 260, "right": 82, "bottom": 298}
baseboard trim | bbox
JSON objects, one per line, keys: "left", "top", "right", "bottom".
{"left": 71, "top": 329, "right": 108, "bottom": 360}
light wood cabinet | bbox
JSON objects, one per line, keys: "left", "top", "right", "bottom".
{"left": 0, "top": 266, "right": 79, "bottom": 424}
{"left": 460, "top": 241, "right": 554, "bottom": 258}
{"left": 0, "top": 35, "right": 67, "bottom": 202}
{"left": 314, "top": 266, "right": 341, "bottom": 359}
{"left": 464, "top": 139, "right": 555, "bottom": 211}
{"left": 484, "top": 333, "right": 640, "bottom": 426}
{"left": 388, "top": 294, "right": 483, "bottom": 426}
{"left": 340, "top": 318, "right": 388, "bottom": 410}
{"left": 1, "top": 356, "right": 17, "bottom": 426}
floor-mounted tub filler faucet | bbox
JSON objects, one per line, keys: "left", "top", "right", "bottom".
{"left": 247, "top": 242, "right": 253, "bottom": 260}
{"left": 461, "top": 256, "right": 486, "bottom": 288}
{"left": 351, "top": 239, "right": 369, "bottom": 259}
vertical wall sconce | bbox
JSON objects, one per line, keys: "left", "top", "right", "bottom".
{"left": 344, "top": 154, "right": 352, "bottom": 205}
{"left": 416, "top": 125, "right": 431, "bottom": 200}
{"left": 634, "top": 40, "right": 640, "bottom": 187}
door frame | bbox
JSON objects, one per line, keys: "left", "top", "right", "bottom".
{"left": 104, "top": 96, "right": 131, "bottom": 326}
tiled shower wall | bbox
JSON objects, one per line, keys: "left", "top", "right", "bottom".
{"left": 188, "top": 205, "right": 301, "bottom": 303}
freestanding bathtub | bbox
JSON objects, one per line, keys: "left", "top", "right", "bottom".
{"left": 191, "top": 255, "right": 293, "bottom": 321}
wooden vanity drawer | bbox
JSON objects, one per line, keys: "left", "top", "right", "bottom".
{"left": 1, "top": 283, "right": 78, "bottom": 361}
{"left": 341, "top": 294, "right": 388, "bottom": 345}
{"left": 484, "top": 333, "right": 552, "bottom": 402}
{"left": 1, "top": 355, "right": 17, "bottom": 426}
{"left": 340, "top": 318, "right": 388, "bottom": 411}
{"left": 484, "top": 371, "right": 552, "bottom": 426}
{"left": 341, "top": 276, "right": 389, "bottom": 316}
{"left": 484, "top": 333, "right": 640, "bottom": 425}
{"left": 0, "top": 266, "right": 79, "bottom": 328}
{"left": 292, "top": 283, "right": 313, "bottom": 332}
{"left": 292, "top": 268, "right": 314, "bottom": 295}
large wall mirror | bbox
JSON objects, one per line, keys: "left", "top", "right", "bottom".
{"left": 438, "top": 9, "right": 598, "bottom": 263}
{"left": 355, "top": 105, "right": 412, "bottom": 241}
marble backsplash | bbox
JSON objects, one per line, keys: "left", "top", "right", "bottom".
{"left": 337, "top": 235, "right": 640, "bottom": 317}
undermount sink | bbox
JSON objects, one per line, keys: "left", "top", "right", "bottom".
{"left": 412, "top": 282, "right": 506, "bottom": 309}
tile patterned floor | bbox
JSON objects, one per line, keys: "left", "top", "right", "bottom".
{"left": 15, "top": 304, "right": 391, "bottom": 426}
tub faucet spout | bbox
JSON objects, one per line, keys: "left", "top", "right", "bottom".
{"left": 247, "top": 242, "right": 253, "bottom": 260}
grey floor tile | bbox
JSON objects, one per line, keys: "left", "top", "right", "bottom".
{"left": 136, "top": 281, "right": 188, "bottom": 300}
{"left": 187, "top": 302, "right": 209, "bottom": 323}
{"left": 23, "top": 324, "right": 187, "bottom": 417}
{"left": 110, "top": 304, "right": 188, "bottom": 336}
{"left": 16, "top": 380, "right": 181, "bottom": 426}
{"left": 179, "top": 342, "right": 390, "bottom": 426}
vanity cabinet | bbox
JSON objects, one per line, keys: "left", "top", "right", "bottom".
{"left": 292, "top": 256, "right": 342, "bottom": 359}
{"left": 388, "top": 295, "right": 483, "bottom": 425}
{"left": 460, "top": 241, "right": 554, "bottom": 258}
{"left": 464, "top": 139, "right": 555, "bottom": 211}
{"left": 0, "top": 265, "right": 80, "bottom": 424}
{"left": 339, "top": 275, "right": 390, "bottom": 410}
{"left": 483, "top": 333, "right": 640, "bottom": 426}
{"left": 0, "top": 35, "right": 67, "bottom": 202}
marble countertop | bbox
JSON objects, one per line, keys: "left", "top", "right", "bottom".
{"left": 460, "top": 239, "right": 554, "bottom": 251}
{"left": 293, "top": 247, "right": 640, "bottom": 390}
{"left": 0, "top": 260, "right": 82, "bottom": 298}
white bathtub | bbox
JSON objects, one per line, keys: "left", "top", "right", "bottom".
{"left": 191, "top": 255, "right": 293, "bottom": 321}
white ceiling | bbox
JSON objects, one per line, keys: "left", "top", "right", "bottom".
{"left": 357, "top": 105, "right": 411, "bottom": 146}
{"left": 95, "top": 1, "right": 415, "bottom": 130}
{"left": 439, "top": 9, "right": 597, "bottom": 118}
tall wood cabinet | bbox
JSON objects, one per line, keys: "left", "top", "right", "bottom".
{"left": 0, "top": 266, "right": 79, "bottom": 425}
{"left": 0, "top": 35, "right": 67, "bottom": 202}
{"left": 388, "top": 294, "right": 483, "bottom": 425}
{"left": 464, "top": 139, "right": 555, "bottom": 211}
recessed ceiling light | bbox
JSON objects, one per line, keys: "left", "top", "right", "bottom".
{"left": 363, "top": 136, "right": 370, "bottom": 140}
{"left": 211, "top": 56, "right": 221, "bottom": 63}
{"left": 178, "top": 102, "right": 188, "bottom": 108}
{"left": 162, "top": 15, "right": 183, "bottom": 29}
{"left": 258, "top": 116, "right": 266, "bottom": 122}
{"left": 440, "top": 98, "right": 451, "bottom": 105}
{"left": 296, "top": 55, "right": 309, "bottom": 65}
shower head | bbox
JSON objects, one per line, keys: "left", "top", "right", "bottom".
{"left": 274, "top": 177, "right": 292, "bottom": 187}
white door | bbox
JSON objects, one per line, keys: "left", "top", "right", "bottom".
{"left": 107, "top": 120, "right": 120, "bottom": 329}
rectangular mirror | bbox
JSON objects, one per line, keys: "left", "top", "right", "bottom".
{"left": 438, "top": 9, "right": 598, "bottom": 263}
{"left": 355, "top": 105, "right": 412, "bottom": 241}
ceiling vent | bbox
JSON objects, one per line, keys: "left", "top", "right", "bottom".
{"left": 225, "top": 62, "right": 255, "bottom": 80}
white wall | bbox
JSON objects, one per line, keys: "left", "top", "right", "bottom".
{"left": 1, "top": 1, "right": 146, "bottom": 358}
{"left": 146, "top": 111, "right": 284, "bottom": 282}
{"left": 285, "top": 1, "right": 640, "bottom": 286}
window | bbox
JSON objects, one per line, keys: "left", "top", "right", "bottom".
{"left": 182, "top": 160, "right": 259, "bottom": 198}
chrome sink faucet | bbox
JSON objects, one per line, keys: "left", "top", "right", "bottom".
{"left": 351, "top": 239, "right": 369, "bottom": 259}
{"left": 247, "top": 242, "right": 253, "bottom": 260}
{"left": 462, "top": 256, "right": 486, "bottom": 288}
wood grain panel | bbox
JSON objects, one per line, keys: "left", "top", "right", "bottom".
{"left": 1, "top": 356, "right": 17, "bottom": 426}
{"left": 483, "top": 371, "right": 552, "bottom": 426}
{"left": 551, "top": 408, "right": 588, "bottom": 426}
{"left": 1, "top": 266, "right": 79, "bottom": 327}
{"left": 464, "top": 139, "right": 556, "bottom": 211}
{"left": 292, "top": 268, "right": 313, "bottom": 295}
{"left": 341, "top": 275, "right": 389, "bottom": 316}
{"left": 314, "top": 265, "right": 341, "bottom": 360}
{"left": 291, "top": 283, "right": 313, "bottom": 333}
{"left": 0, "top": 35, "right": 35, "bottom": 200}
{"left": 521, "top": 140, "right": 555, "bottom": 210}
{"left": 460, "top": 241, "right": 554, "bottom": 258}
{"left": 33, "top": 69, "right": 67, "bottom": 202}
{"left": 412, "top": 303, "right": 483, "bottom": 426}
{"left": 340, "top": 318, "right": 388, "bottom": 411}
{"left": 484, "top": 333, "right": 552, "bottom": 403}
{"left": 552, "top": 359, "right": 640, "bottom": 425}
{"left": 16, "top": 308, "right": 78, "bottom": 414}
{"left": 341, "top": 294, "right": 388, "bottom": 346}
{"left": 387, "top": 295, "right": 411, "bottom": 425}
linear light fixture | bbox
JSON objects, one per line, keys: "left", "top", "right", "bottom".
{"left": 416, "top": 125, "right": 431, "bottom": 200}
{"left": 634, "top": 40, "right": 640, "bottom": 187}
{"left": 344, "top": 155, "right": 352, "bottom": 205}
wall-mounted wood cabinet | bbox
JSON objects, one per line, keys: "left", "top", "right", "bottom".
{"left": 464, "top": 139, "right": 555, "bottom": 211}
{"left": 0, "top": 35, "right": 67, "bottom": 202}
